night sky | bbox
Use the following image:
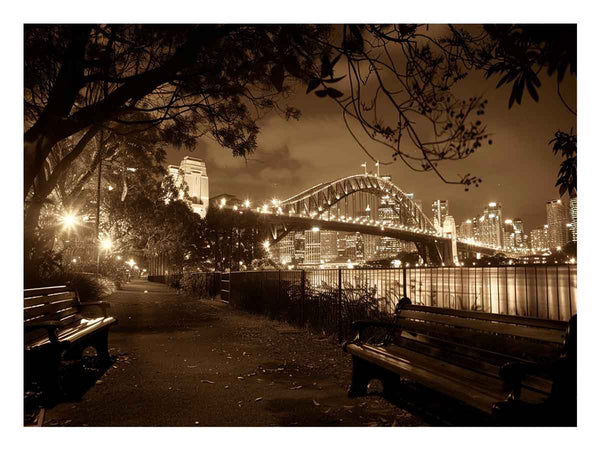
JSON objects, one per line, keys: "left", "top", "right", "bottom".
{"left": 167, "top": 53, "right": 576, "bottom": 234}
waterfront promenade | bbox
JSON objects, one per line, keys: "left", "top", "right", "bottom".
{"left": 38, "top": 280, "right": 425, "bottom": 427}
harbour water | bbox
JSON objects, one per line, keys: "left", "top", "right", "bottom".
{"left": 304, "top": 265, "right": 577, "bottom": 321}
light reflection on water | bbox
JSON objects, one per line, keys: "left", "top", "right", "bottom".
{"left": 304, "top": 265, "right": 577, "bottom": 321}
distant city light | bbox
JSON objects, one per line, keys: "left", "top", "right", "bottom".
{"left": 488, "top": 202, "right": 497, "bottom": 207}
{"left": 244, "top": 199, "right": 251, "bottom": 208}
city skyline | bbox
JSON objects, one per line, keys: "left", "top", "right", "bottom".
{"left": 167, "top": 65, "right": 575, "bottom": 230}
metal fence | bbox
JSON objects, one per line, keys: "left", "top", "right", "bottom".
{"left": 226, "top": 265, "right": 576, "bottom": 342}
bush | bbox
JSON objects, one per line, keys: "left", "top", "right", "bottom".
{"left": 24, "top": 270, "right": 114, "bottom": 301}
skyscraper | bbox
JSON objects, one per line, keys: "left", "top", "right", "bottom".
{"left": 304, "top": 230, "right": 321, "bottom": 265}
{"left": 513, "top": 218, "right": 525, "bottom": 248}
{"left": 546, "top": 199, "right": 568, "bottom": 249}
{"left": 569, "top": 197, "right": 577, "bottom": 242}
{"left": 479, "top": 202, "right": 503, "bottom": 248}
{"left": 320, "top": 230, "right": 338, "bottom": 261}
{"left": 168, "top": 156, "right": 209, "bottom": 218}
{"left": 459, "top": 219, "right": 474, "bottom": 240}
{"left": 530, "top": 226, "right": 549, "bottom": 251}
{"left": 431, "top": 200, "right": 449, "bottom": 232}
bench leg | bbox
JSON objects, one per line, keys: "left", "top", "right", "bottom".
{"left": 348, "top": 356, "right": 372, "bottom": 398}
{"left": 37, "top": 348, "right": 63, "bottom": 405}
{"left": 92, "top": 329, "right": 111, "bottom": 367}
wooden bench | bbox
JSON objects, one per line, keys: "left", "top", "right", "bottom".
{"left": 25, "top": 285, "right": 118, "bottom": 396}
{"left": 343, "top": 302, "right": 576, "bottom": 425}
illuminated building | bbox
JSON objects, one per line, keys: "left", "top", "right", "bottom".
{"left": 546, "top": 199, "right": 568, "bottom": 249}
{"left": 530, "top": 226, "right": 549, "bottom": 250}
{"left": 168, "top": 157, "right": 209, "bottom": 218}
{"left": 479, "top": 202, "right": 503, "bottom": 248}
{"left": 431, "top": 200, "right": 449, "bottom": 233}
{"left": 569, "top": 197, "right": 577, "bottom": 242}
{"left": 459, "top": 219, "right": 474, "bottom": 240}
{"left": 320, "top": 230, "right": 338, "bottom": 261}
{"left": 304, "top": 229, "right": 321, "bottom": 265}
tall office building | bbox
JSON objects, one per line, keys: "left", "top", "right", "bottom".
{"left": 304, "top": 230, "right": 321, "bottom": 265}
{"left": 432, "top": 200, "right": 449, "bottom": 232}
{"left": 459, "top": 219, "right": 474, "bottom": 240}
{"left": 513, "top": 218, "right": 525, "bottom": 248}
{"left": 274, "top": 234, "right": 295, "bottom": 265}
{"left": 569, "top": 197, "right": 577, "bottom": 242}
{"left": 478, "top": 202, "right": 503, "bottom": 248}
{"left": 168, "top": 156, "right": 209, "bottom": 218}
{"left": 546, "top": 199, "right": 568, "bottom": 249}
{"left": 503, "top": 219, "right": 516, "bottom": 249}
{"left": 293, "top": 231, "right": 305, "bottom": 263}
{"left": 320, "top": 230, "right": 338, "bottom": 261}
{"left": 530, "top": 225, "right": 549, "bottom": 251}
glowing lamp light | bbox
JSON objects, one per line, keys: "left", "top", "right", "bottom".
{"left": 263, "top": 240, "right": 271, "bottom": 250}
{"left": 127, "top": 259, "right": 135, "bottom": 268}
{"left": 100, "top": 238, "right": 112, "bottom": 250}
{"left": 61, "top": 213, "right": 78, "bottom": 230}
{"left": 244, "top": 200, "right": 251, "bottom": 208}
{"left": 311, "top": 227, "right": 320, "bottom": 232}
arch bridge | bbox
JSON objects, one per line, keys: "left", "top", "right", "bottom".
{"left": 253, "top": 174, "right": 468, "bottom": 265}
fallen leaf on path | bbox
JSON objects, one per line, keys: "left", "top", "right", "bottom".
{"left": 225, "top": 386, "right": 229, "bottom": 389}
{"left": 312, "top": 399, "right": 320, "bottom": 407}
{"left": 187, "top": 365, "right": 198, "bottom": 368}
{"left": 200, "top": 380, "right": 214, "bottom": 384}
{"left": 237, "top": 376, "right": 244, "bottom": 380}
{"left": 290, "top": 385, "right": 303, "bottom": 390}
{"left": 255, "top": 397, "right": 263, "bottom": 402}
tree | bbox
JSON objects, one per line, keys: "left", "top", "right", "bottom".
{"left": 24, "top": 24, "right": 329, "bottom": 200}
{"left": 447, "top": 24, "right": 577, "bottom": 195}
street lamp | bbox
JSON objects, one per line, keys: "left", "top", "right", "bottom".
{"left": 100, "top": 238, "right": 112, "bottom": 250}
{"left": 60, "top": 212, "right": 78, "bottom": 231}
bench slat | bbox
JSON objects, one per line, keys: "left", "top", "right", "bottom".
{"left": 393, "top": 317, "right": 562, "bottom": 362}
{"left": 394, "top": 334, "right": 553, "bottom": 395}
{"left": 349, "top": 343, "right": 547, "bottom": 412}
{"left": 24, "top": 299, "right": 79, "bottom": 320}
{"left": 347, "top": 343, "right": 503, "bottom": 413}
{"left": 398, "top": 310, "right": 566, "bottom": 344}
{"left": 402, "top": 305, "right": 568, "bottom": 330}
{"left": 24, "top": 291, "right": 77, "bottom": 307}
{"left": 24, "top": 285, "right": 70, "bottom": 297}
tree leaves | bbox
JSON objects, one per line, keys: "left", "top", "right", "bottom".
{"left": 314, "top": 88, "right": 344, "bottom": 99}
{"left": 306, "top": 78, "right": 321, "bottom": 94}
{"left": 270, "top": 64, "right": 285, "bottom": 92}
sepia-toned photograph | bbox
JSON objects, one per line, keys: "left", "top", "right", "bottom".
{"left": 15, "top": 3, "right": 590, "bottom": 438}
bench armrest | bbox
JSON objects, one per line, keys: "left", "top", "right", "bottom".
{"left": 25, "top": 321, "right": 61, "bottom": 345}
{"left": 351, "top": 320, "right": 399, "bottom": 333}
{"left": 343, "top": 320, "right": 401, "bottom": 349}
{"left": 80, "top": 301, "right": 110, "bottom": 316}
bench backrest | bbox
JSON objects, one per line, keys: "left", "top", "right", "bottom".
{"left": 395, "top": 304, "right": 569, "bottom": 366}
{"left": 24, "top": 285, "right": 82, "bottom": 344}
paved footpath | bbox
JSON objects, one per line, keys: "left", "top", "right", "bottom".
{"left": 44, "top": 279, "right": 426, "bottom": 427}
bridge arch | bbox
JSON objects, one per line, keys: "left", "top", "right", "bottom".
{"left": 278, "top": 174, "right": 438, "bottom": 234}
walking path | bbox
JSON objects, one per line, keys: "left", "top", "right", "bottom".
{"left": 43, "top": 279, "right": 425, "bottom": 426}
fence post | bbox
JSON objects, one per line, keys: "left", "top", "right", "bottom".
{"left": 278, "top": 270, "right": 281, "bottom": 304}
{"left": 301, "top": 270, "right": 306, "bottom": 326}
{"left": 338, "top": 268, "right": 342, "bottom": 344}
{"left": 402, "top": 266, "right": 407, "bottom": 298}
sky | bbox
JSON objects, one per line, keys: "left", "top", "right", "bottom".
{"left": 166, "top": 34, "right": 577, "bottom": 234}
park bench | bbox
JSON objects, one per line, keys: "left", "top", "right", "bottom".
{"left": 343, "top": 301, "right": 576, "bottom": 426}
{"left": 25, "top": 285, "right": 118, "bottom": 396}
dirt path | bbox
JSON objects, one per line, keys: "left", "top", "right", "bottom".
{"left": 42, "top": 279, "right": 426, "bottom": 426}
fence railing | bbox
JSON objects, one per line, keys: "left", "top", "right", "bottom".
{"left": 151, "top": 265, "right": 577, "bottom": 343}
